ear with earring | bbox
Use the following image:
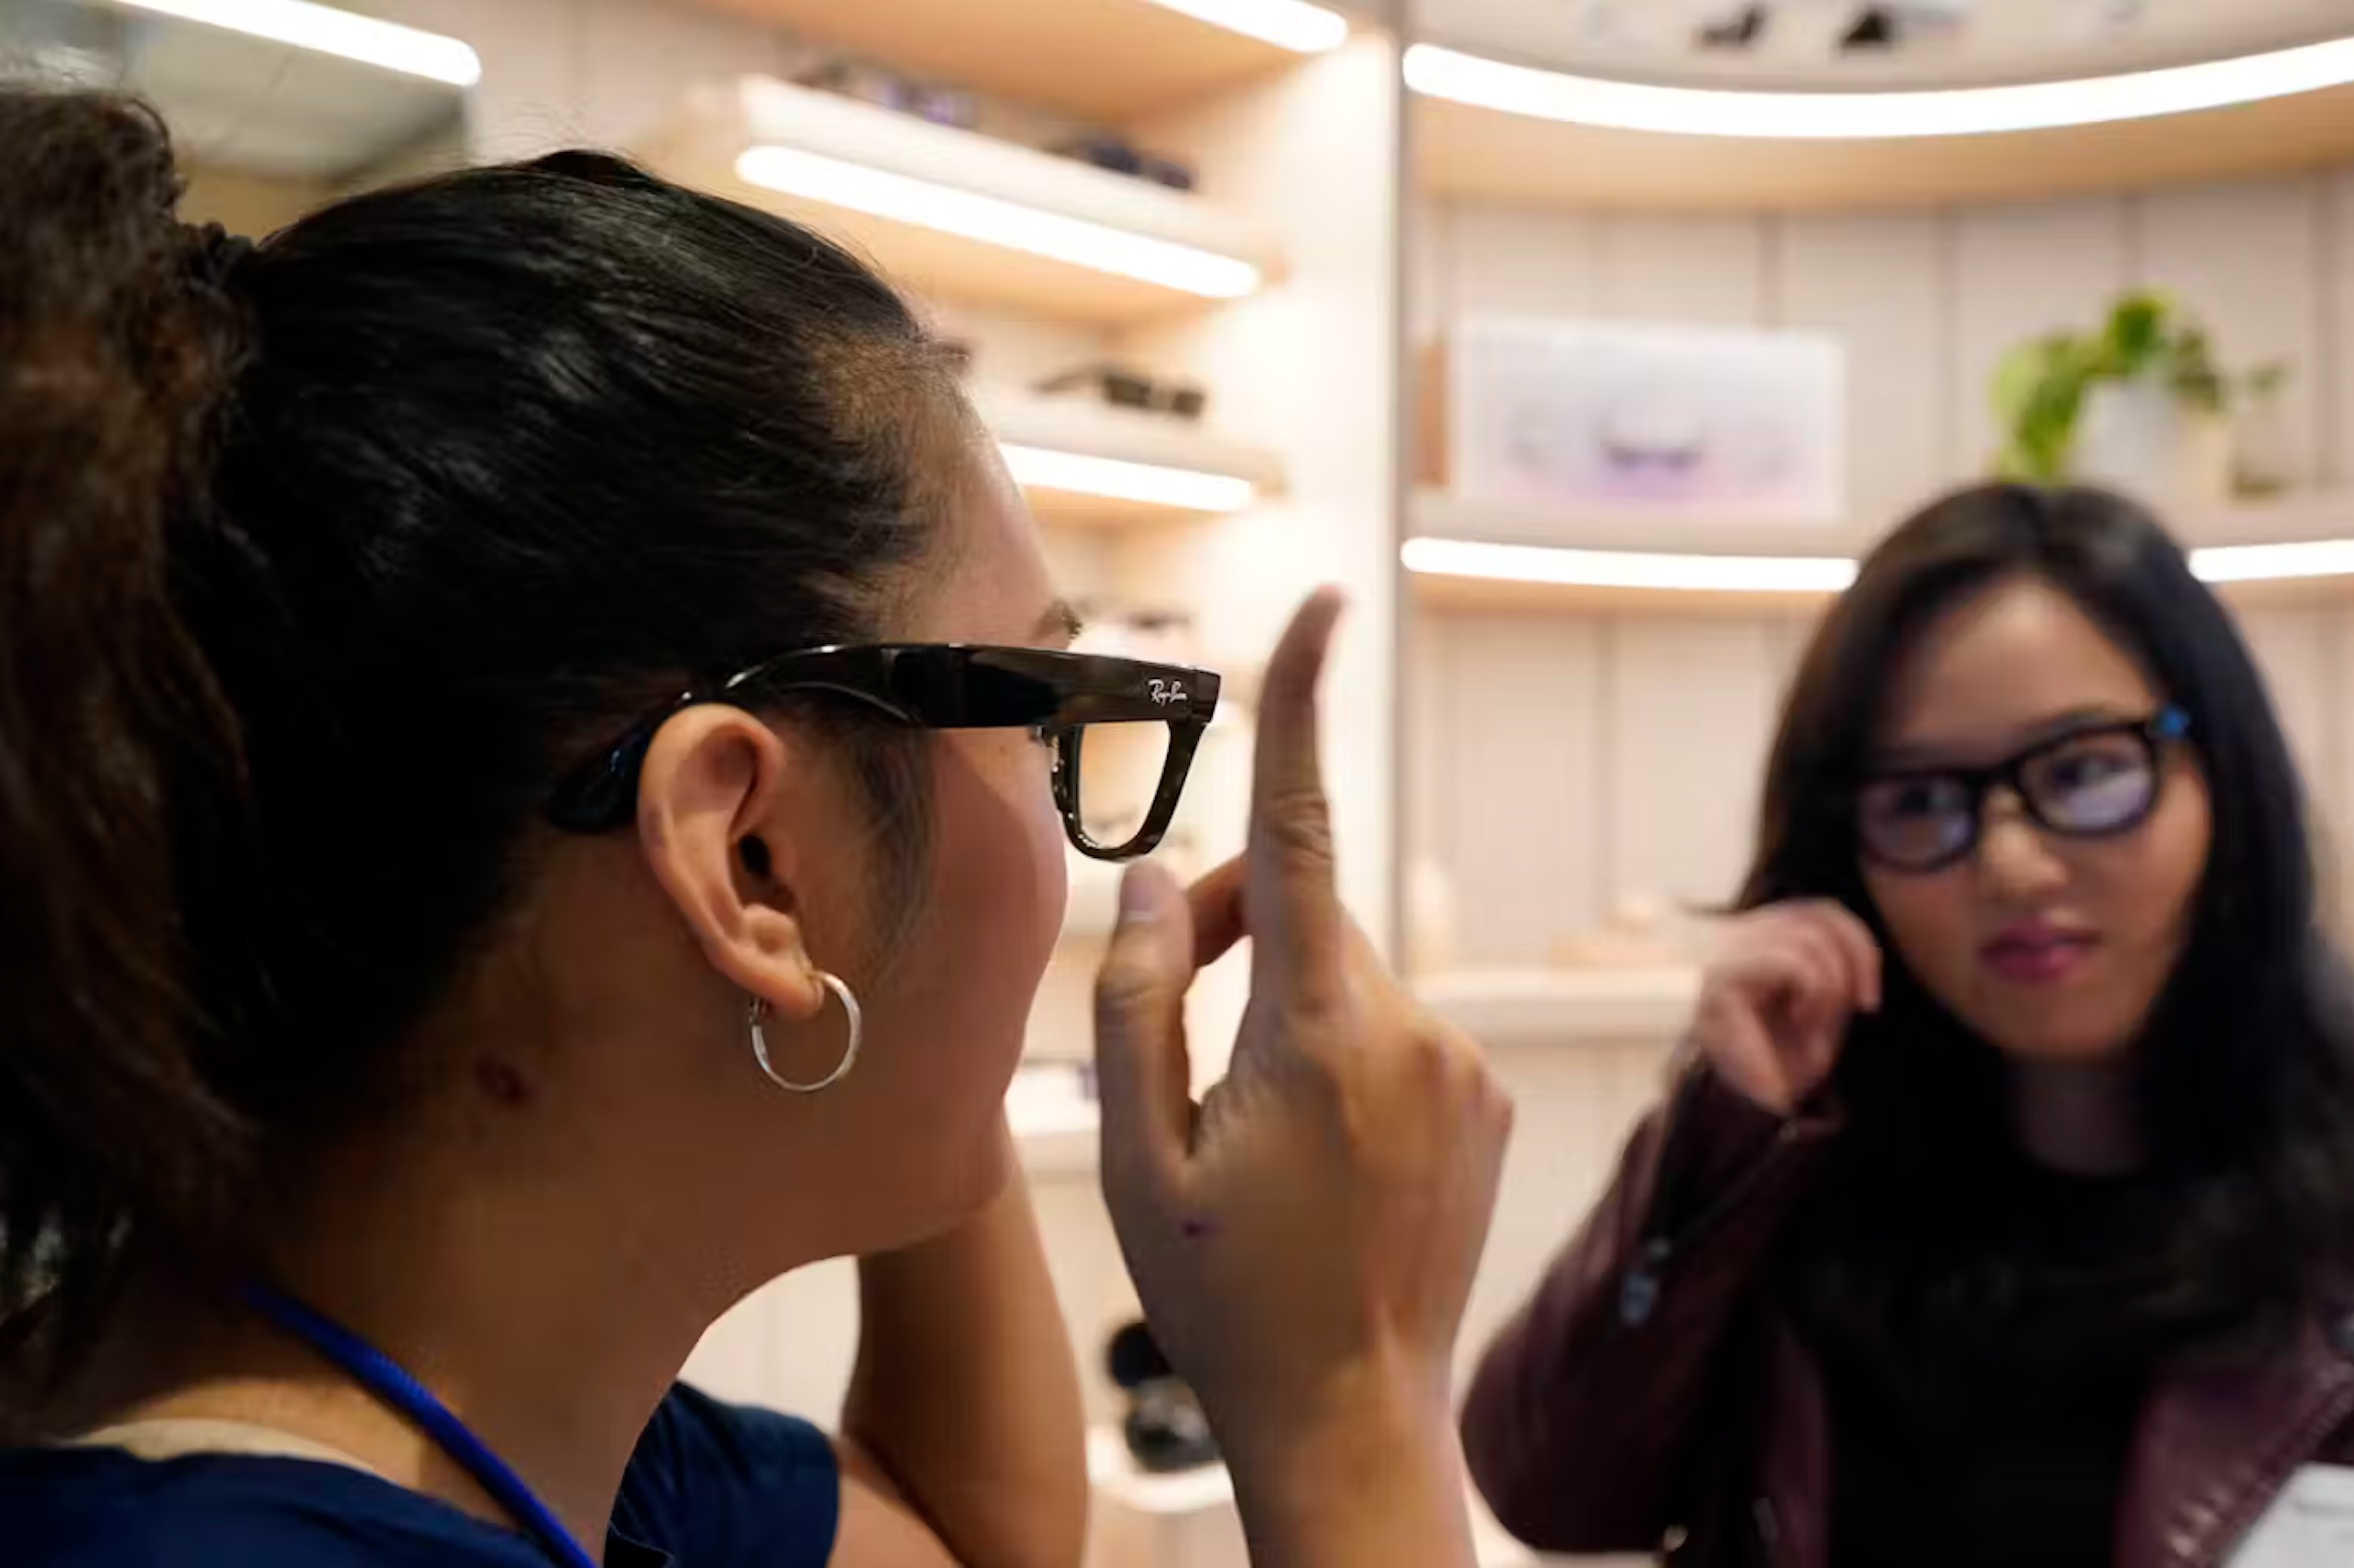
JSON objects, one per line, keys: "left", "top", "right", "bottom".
{"left": 748, "top": 973, "right": 864, "bottom": 1093}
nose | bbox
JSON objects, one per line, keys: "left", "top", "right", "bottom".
{"left": 1973, "top": 786, "right": 2068, "bottom": 899}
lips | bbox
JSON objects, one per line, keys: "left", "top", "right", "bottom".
{"left": 1982, "top": 923, "right": 2099, "bottom": 984}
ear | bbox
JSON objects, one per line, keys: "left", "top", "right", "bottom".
{"left": 633, "top": 704, "right": 828, "bottom": 1028}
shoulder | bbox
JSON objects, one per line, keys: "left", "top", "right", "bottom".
{"left": 615, "top": 1384, "right": 841, "bottom": 1568}
{"left": 0, "top": 1444, "right": 537, "bottom": 1567}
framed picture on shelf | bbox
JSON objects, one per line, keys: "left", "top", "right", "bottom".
{"left": 1444, "top": 316, "right": 1847, "bottom": 523}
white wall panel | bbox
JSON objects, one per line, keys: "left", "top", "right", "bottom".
{"left": 1427, "top": 613, "right": 1608, "bottom": 963}
{"left": 1446, "top": 204, "right": 1603, "bottom": 323}
{"left": 1604, "top": 616, "right": 1788, "bottom": 915}
{"left": 1776, "top": 213, "right": 1950, "bottom": 535}
{"left": 2326, "top": 173, "right": 2354, "bottom": 491}
{"left": 2137, "top": 178, "right": 2326, "bottom": 494}
{"left": 1949, "top": 196, "right": 2132, "bottom": 479}
{"left": 351, "top": 0, "right": 588, "bottom": 158}
{"left": 1597, "top": 215, "right": 1767, "bottom": 326}
{"left": 579, "top": 0, "right": 787, "bottom": 149}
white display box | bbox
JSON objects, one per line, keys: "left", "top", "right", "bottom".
{"left": 1440, "top": 317, "right": 1847, "bottom": 526}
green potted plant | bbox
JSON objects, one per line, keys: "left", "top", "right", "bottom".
{"left": 1992, "top": 290, "right": 2269, "bottom": 507}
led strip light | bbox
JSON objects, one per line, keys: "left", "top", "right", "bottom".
{"left": 107, "top": 0, "right": 481, "bottom": 86}
{"left": 1145, "top": 0, "right": 1349, "bottom": 54}
{"left": 1002, "top": 445, "right": 1257, "bottom": 513}
{"left": 734, "top": 147, "right": 1262, "bottom": 300}
{"left": 1402, "top": 537, "right": 1859, "bottom": 594}
{"left": 1403, "top": 37, "right": 2354, "bottom": 140}
{"left": 1403, "top": 536, "right": 2354, "bottom": 592}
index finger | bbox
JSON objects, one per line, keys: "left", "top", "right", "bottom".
{"left": 1246, "top": 589, "right": 1347, "bottom": 1004}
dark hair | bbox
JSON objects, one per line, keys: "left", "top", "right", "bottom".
{"left": 1745, "top": 483, "right": 2354, "bottom": 1388}
{"left": 0, "top": 93, "right": 960, "bottom": 1414}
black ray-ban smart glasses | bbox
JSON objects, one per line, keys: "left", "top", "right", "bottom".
{"left": 1854, "top": 708, "right": 2193, "bottom": 874}
{"left": 547, "top": 645, "right": 1221, "bottom": 861}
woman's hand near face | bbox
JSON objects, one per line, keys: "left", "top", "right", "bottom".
{"left": 1094, "top": 590, "right": 1514, "bottom": 1568}
{"left": 1690, "top": 901, "right": 1883, "bottom": 1115}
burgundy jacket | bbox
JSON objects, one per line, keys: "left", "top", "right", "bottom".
{"left": 1461, "top": 1066, "right": 2354, "bottom": 1568}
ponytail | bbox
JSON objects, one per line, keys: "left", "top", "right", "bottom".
{"left": 0, "top": 93, "right": 254, "bottom": 1413}
{"left": 0, "top": 84, "right": 959, "bottom": 1424}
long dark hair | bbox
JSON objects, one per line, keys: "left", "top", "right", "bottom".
{"left": 1745, "top": 483, "right": 2354, "bottom": 1379}
{"left": 0, "top": 93, "right": 959, "bottom": 1418}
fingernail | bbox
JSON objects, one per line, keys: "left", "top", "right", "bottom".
{"left": 1118, "top": 863, "right": 1165, "bottom": 924}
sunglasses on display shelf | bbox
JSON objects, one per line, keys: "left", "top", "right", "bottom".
{"left": 1852, "top": 707, "right": 2192, "bottom": 874}
{"left": 547, "top": 644, "right": 1220, "bottom": 861}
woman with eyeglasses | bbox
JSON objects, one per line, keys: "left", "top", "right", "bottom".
{"left": 0, "top": 94, "right": 1511, "bottom": 1568}
{"left": 1463, "top": 483, "right": 2354, "bottom": 1567}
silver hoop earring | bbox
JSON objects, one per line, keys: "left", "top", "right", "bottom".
{"left": 748, "top": 973, "right": 863, "bottom": 1094}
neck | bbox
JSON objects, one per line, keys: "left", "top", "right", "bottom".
{"left": 114, "top": 1119, "right": 748, "bottom": 1554}
{"left": 2008, "top": 1054, "right": 2144, "bottom": 1176}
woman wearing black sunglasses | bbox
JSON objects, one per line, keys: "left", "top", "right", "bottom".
{"left": 0, "top": 94, "right": 1510, "bottom": 1568}
{"left": 1466, "top": 483, "right": 2354, "bottom": 1567}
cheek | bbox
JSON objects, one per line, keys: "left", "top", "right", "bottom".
{"left": 2104, "top": 768, "right": 2212, "bottom": 947}
{"left": 1864, "top": 869, "right": 1976, "bottom": 987}
{"left": 923, "top": 733, "right": 1068, "bottom": 1013}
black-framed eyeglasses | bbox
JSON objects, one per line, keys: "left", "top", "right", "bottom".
{"left": 1854, "top": 707, "right": 2192, "bottom": 874}
{"left": 547, "top": 645, "right": 1221, "bottom": 861}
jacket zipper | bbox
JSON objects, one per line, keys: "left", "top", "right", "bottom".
{"left": 1619, "top": 1111, "right": 1812, "bottom": 1330}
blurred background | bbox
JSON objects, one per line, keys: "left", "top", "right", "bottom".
{"left": 13, "top": 0, "right": 2354, "bottom": 1561}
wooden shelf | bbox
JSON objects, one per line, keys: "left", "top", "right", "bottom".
{"left": 1413, "top": 61, "right": 2354, "bottom": 214}
{"left": 1405, "top": 489, "right": 1856, "bottom": 611}
{"left": 29, "top": 1, "right": 466, "bottom": 181}
{"left": 974, "top": 387, "right": 1286, "bottom": 525}
{"left": 634, "top": 78, "right": 1284, "bottom": 326}
{"left": 1407, "top": 489, "right": 2354, "bottom": 612}
{"left": 672, "top": 0, "right": 1329, "bottom": 121}
{"left": 1417, "top": 967, "right": 1700, "bottom": 1048}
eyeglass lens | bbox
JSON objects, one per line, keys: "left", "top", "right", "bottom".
{"left": 1857, "top": 727, "right": 2160, "bottom": 871}
{"left": 1058, "top": 720, "right": 1181, "bottom": 856}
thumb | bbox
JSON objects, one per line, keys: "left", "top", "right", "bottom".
{"left": 1094, "top": 861, "right": 1196, "bottom": 1200}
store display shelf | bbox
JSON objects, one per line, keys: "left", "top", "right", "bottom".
{"left": 975, "top": 387, "right": 1286, "bottom": 526}
{"left": 1406, "top": 489, "right": 2354, "bottom": 611}
{"left": 31, "top": 0, "right": 469, "bottom": 180}
{"left": 1409, "top": 43, "right": 2354, "bottom": 214}
{"left": 635, "top": 78, "right": 1285, "bottom": 326}
{"left": 675, "top": 0, "right": 1343, "bottom": 122}
{"left": 1417, "top": 967, "right": 1700, "bottom": 1049}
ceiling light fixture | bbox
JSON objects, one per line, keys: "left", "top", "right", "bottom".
{"left": 1402, "top": 35, "right": 2354, "bottom": 139}
{"left": 1144, "top": 0, "right": 1350, "bottom": 54}
{"left": 734, "top": 147, "right": 1263, "bottom": 300}
{"left": 107, "top": 0, "right": 481, "bottom": 86}
{"left": 1002, "top": 445, "right": 1257, "bottom": 513}
{"left": 1401, "top": 537, "right": 1858, "bottom": 593}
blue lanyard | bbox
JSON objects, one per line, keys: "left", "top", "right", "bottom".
{"left": 244, "top": 1284, "right": 600, "bottom": 1568}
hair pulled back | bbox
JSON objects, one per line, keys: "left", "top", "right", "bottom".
{"left": 0, "top": 91, "right": 957, "bottom": 1415}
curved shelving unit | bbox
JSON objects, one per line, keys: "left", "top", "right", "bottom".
{"left": 676, "top": 0, "right": 1348, "bottom": 121}
{"left": 12, "top": 0, "right": 471, "bottom": 180}
{"left": 1406, "top": 488, "right": 2354, "bottom": 610}
{"left": 1407, "top": 40, "right": 2354, "bottom": 212}
{"left": 973, "top": 387, "right": 1286, "bottom": 525}
{"left": 633, "top": 77, "right": 1285, "bottom": 325}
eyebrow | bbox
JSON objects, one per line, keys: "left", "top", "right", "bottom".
{"left": 1035, "top": 598, "right": 1083, "bottom": 644}
{"left": 1870, "top": 705, "right": 2150, "bottom": 771}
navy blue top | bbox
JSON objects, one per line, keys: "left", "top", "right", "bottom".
{"left": 4, "top": 1383, "right": 841, "bottom": 1567}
